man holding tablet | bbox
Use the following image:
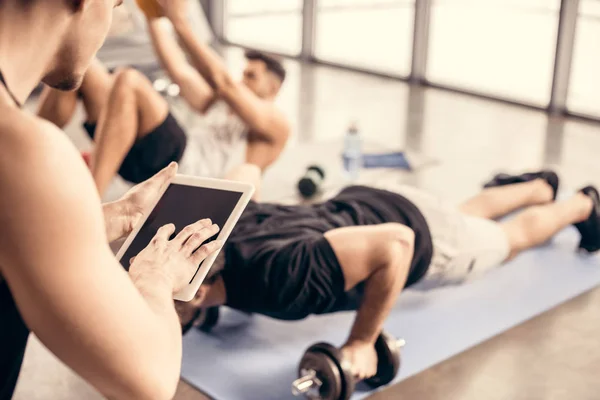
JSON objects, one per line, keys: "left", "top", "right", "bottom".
{"left": 0, "top": 1, "right": 224, "bottom": 399}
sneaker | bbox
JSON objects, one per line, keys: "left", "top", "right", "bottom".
{"left": 483, "top": 170, "right": 559, "bottom": 200}
{"left": 574, "top": 186, "right": 600, "bottom": 253}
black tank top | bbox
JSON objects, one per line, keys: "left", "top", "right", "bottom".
{"left": 223, "top": 186, "right": 433, "bottom": 319}
{"left": 0, "top": 71, "right": 21, "bottom": 107}
{"left": 0, "top": 69, "right": 30, "bottom": 400}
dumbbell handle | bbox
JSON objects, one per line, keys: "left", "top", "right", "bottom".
{"left": 291, "top": 370, "right": 322, "bottom": 396}
{"left": 292, "top": 339, "right": 405, "bottom": 396}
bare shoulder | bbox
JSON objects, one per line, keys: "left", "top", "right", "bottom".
{"left": 0, "top": 106, "right": 99, "bottom": 215}
{"left": 0, "top": 106, "right": 104, "bottom": 272}
{"left": 0, "top": 106, "right": 71, "bottom": 160}
{"left": 0, "top": 107, "right": 86, "bottom": 183}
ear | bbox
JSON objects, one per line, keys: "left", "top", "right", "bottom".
{"left": 192, "top": 284, "right": 210, "bottom": 306}
{"left": 267, "top": 75, "right": 280, "bottom": 97}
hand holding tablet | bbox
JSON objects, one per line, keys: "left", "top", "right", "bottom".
{"left": 117, "top": 175, "right": 254, "bottom": 301}
{"left": 128, "top": 219, "right": 222, "bottom": 294}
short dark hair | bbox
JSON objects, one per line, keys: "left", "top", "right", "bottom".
{"left": 245, "top": 50, "right": 286, "bottom": 83}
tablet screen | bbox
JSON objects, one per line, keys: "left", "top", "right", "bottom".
{"left": 120, "top": 184, "right": 243, "bottom": 273}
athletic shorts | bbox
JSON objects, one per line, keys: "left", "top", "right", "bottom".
{"left": 83, "top": 112, "right": 187, "bottom": 184}
{"left": 373, "top": 183, "right": 511, "bottom": 290}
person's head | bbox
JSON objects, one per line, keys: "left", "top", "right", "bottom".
{"left": 20, "top": 0, "right": 123, "bottom": 90}
{"left": 174, "top": 273, "right": 224, "bottom": 330}
{"left": 175, "top": 251, "right": 226, "bottom": 315}
{"left": 242, "top": 50, "right": 286, "bottom": 100}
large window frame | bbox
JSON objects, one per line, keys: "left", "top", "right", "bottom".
{"left": 208, "top": 0, "right": 595, "bottom": 122}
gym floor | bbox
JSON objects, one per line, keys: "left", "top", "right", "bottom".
{"left": 13, "top": 47, "right": 600, "bottom": 400}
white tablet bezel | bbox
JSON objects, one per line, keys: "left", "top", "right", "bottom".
{"left": 115, "top": 175, "right": 255, "bottom": 302}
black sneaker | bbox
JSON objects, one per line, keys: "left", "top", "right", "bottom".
{"left": 574, "top": 186, "right": 600, "bottom": 253}
{"left": 483, "top": 170, "right": 560, "bottom": 200}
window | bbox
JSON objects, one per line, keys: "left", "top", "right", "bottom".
{"left": 314, "top": 0, "right": 415, "bottom": 76}
{"left": 224, "top": 0, "right": 303, "bottom": 56}
{"left": 567, "top": 0, "right": 600, "bottom": 118}
{"left": 427, "top": 0, "right": 561, "bottom": 106}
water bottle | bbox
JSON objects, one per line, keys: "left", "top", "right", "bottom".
{"left": 342, "top": 123, "right": 362, "bottom": 181}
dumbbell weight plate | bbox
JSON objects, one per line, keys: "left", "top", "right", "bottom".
{"left": 364, "top": 332, "right": 401, "bottom": 388}
{"left": 298, "top": 343, "right": 355, "bottom": 400}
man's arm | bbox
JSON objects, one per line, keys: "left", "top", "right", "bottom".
{"left": 245, "top": 137, "right": 288, "bottom": 171}
{"left": 145, "top": 17, "right": 215, "bottom": 113}
{"left": 224, "top": 163, "right": 262, "bottom": 202}
{"left": 324, "top": 223, "right": 414, "bottom": 379}
{"left": 165, "top": 9, "right": 290, "bottom": 150}
{"left": 0, "top": 114, "right": 207, "bottom": 399}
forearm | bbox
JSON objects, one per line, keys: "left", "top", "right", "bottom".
{"left": 148, "top": 19, "right": 190, "bottom": 81}
{"left": 171, "top": 17, "right": 231, "bottom": 90}
{"left": 130, "top": 268, "right": 180, "bottom": 322}
{"left": 146, "top": 18, "right": 214, "bottom": 112}
{"left": 85, "top": 272, "right": 182, "bottom": 400}
{"left": 122, "top": 271, "right": 182, "bottom": 397}
{"left": 347, "top": 249, "right": 411, "bottom": 345}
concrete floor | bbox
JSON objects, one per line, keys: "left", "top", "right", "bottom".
{"left": 12, "top": 47, "right": 600, "bottom": 399}
{"left": 372, "top": 285, "right": 600, "bottom": 400}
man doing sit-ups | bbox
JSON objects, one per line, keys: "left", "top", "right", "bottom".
{"left": 176, "top": 166, "right": 600, "bottom": 380}
{"left": 38, "top": 0, "right": 290, "bottom": 195}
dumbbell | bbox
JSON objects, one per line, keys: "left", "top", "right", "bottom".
{"left": 153, "top": 78, "right": 181, "bottom": 98}
{"left": 298, "top": 165, "right": 326, "bottom": 199}
{"left": 291, "top": 332, "right": 405, "bottom": 400}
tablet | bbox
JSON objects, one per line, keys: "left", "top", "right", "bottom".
{"left": 116, "top": 175, "right": 255, "bottom": 301}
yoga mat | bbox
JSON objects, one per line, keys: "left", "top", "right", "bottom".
{"left": 181, "top": 226, "right": 600, "bottom": 400}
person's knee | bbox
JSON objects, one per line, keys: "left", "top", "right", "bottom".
{"left": 112, "top": 68, "right": 144, "bottom": 93}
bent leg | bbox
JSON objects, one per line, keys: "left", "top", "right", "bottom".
{"left": 37, "top": 87, "right": 78, "bottom": 128}
{"left": 460, "top": 179, "right": 554, "bottom": 219}
{"left": 91, "top": 68, "right": 169, "bottom": 195}
{"left": 78, "top": 60, "right": 114, "bottom": 124}
{"left": 502, "top": 192, "right": 593, "bottom": 259}
{"left": 325, "top": 223, "right": 414, "bottom": 380}
{"left": 37, "top": 60, "right": 114, "bottom": 128}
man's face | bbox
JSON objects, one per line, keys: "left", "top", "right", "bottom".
{"left": 43, "top": 0, "right": 123, "bottom": 90}
{"left": 242, "top": 59, "right": 279, "bottom": 99}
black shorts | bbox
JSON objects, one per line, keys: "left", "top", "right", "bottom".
{"left": 83, "top": 113, "right": 187, "bottom": 184}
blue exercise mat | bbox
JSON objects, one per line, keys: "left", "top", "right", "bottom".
{"left": 181, "top": 226, "right": 600, "bottom": 400}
